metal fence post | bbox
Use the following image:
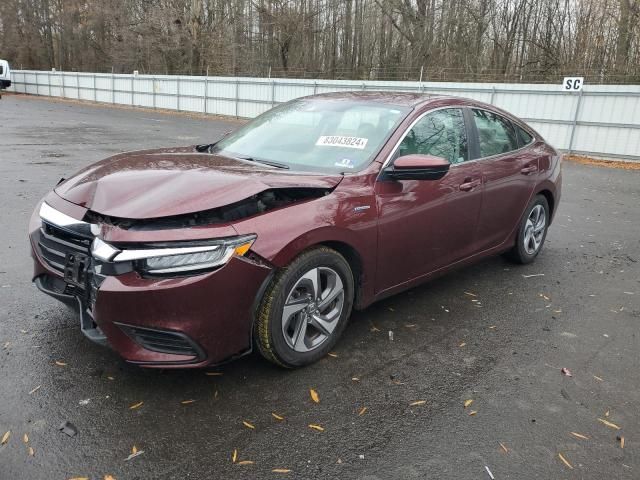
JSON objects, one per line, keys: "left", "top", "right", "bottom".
{"left": 176, "top": 76, "right": 181, "bottom": 111}
{"left": 152, "top": 77, "right": 157, "bottom": 109}
{"left": 47, "top": 71, "right": 51, "bottom": 96}
{"left": 131, "top": 75, "right": 134, "bottom": 106}
{"left": 111, "top": 72, "right": 115, "bottom": 104}
{"left": 203, "top": 75, "right": 208, "bottom": 114}
{"left": 234, "top": 79, "right": 239, "bottom": 118}
{"left": 568, "top": 89, "right": 584, "bottom": 155}
{"left": 61, "top": 72, "right": 66, "bottom": 98}
{"left": 76, "top": 71, "right": 80, "bottom": 99}
{"left": 93, "top": 73, "right": 97, "bottom": 102}
{"left": 489, "top": 86, "right": 496, "bottom": 104}
{"left": 313, "top": 81, "right": 317, "bottom": 95}
{"left": 271, "top": 79, "right": 275, "bottom": 107}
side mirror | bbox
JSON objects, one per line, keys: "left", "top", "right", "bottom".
{"left": 385, "top": 154, "right": 450, "bottom": 180}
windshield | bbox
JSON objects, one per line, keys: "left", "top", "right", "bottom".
{"left": 211, "top": 99, "right": 410, "bottom": 173}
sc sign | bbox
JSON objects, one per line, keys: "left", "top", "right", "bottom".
{"left": 562, "top": 77, "right": 584, "bottom": 91}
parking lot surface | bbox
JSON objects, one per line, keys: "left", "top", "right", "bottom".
{"left": 1, "top": 95, "right": 638, "bottom": 479}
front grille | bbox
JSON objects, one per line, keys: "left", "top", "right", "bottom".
{"left": 38, "top": 222, "right": 92, "bottom": 277}
{"left": 117, "top": 324, "right": 203, "bottom": 358}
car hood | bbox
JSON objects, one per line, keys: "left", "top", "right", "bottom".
{"left": 54, "top": 147, "right": 343, "bottom": 219}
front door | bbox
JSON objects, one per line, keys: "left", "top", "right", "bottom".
{"left": 375, "top": 108, "right": 483, "bottom": 293}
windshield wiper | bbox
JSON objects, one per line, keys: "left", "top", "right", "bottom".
{"left": 235, "top": 156, "right": 290, "bottom": 170}
{"left": 195, "top": 142, "right": 218, "bottom": 153}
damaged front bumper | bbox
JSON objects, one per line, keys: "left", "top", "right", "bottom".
{"left": 29, "top": 196, "right": 273, "bottom": 367}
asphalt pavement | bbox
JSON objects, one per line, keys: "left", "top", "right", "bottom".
{"left": 0, "top": 94, "right": 638, "bottom": 479}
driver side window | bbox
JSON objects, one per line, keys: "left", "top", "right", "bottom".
{"left": 398, "top": 108, "right": 468, "bottom": 164}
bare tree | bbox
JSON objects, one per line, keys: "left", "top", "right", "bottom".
{"left": 0, "top": 0, "right": 637, "bottom": 82}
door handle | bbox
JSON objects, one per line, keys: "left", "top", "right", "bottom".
{"left": 521, "top": 164, "right": 538, "bottom": 175}
{"left": 459, "top": 178, "right": 480, "bottom": 191}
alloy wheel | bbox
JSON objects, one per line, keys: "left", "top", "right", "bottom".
{"left": 523, "top": 204, "right": 546, "bottom": 255}
{"left": 281, "top": 267, "right": 345, "bottom": 353}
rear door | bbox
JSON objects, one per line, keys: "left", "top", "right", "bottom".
{"left": 469, "top": 108, "right": 539, "bottom": 251}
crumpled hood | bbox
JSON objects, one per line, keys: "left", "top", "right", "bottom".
{"left": 54, "top": 147, "right": 343, "bottom": 219}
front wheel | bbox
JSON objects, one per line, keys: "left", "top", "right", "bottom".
{"left": 506, "top": 194, "right": 550, "bottom": 264}
{"left": 254, "top": 247, "right": 354, "bottom": 368}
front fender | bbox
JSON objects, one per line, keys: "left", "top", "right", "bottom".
{"left": 232, "top": 186, "right": 378, "bottom": 305}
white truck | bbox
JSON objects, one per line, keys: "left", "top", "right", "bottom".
{"left": 0, "top": 59, "right": 11, "bottom": 98}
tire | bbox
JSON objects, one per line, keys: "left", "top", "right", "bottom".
{"left": 254, "top": 247, "right": 354, "bottom": 368}
{"left": 506, "top": 194, "right": 550, "bottom": 264}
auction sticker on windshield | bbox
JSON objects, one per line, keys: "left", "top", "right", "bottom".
{"left": 316, "top": 136, "right": 369, "bottom": 150}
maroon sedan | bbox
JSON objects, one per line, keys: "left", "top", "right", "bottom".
{"left": 29, "top": 92, "right": 561, "bottom": 368}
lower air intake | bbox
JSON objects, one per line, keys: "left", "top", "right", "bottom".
{"left": 117, "top": 324, "right": 204, "bottom": 359}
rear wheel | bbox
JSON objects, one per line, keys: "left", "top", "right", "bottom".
{"left": 506, "top": 194, "right": 550, "bottom": 264}
{"left": 254, "top": 247, "right": 354, "bottom": 368}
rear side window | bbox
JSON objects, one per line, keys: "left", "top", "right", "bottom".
{"left": 472, "top": 109, "right": 519, "bottom": 157}
{"left": 516, "top": 125, "right": 534, "bottom": 146}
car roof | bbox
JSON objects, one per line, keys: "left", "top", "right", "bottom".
{"left": 304, "top": 91, "right": 460, "bottom": 108}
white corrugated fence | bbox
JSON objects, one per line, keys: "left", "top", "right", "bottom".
{"left": 8, "top": 70, "right": 640, "bottom": 161}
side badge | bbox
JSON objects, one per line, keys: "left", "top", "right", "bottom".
{"left": 353, "top": 205, "right": 371, "bottom": 213}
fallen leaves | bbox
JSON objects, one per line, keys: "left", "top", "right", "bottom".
{"left": 593, "top": 375, "right": 603, "bottom": 382}
{"left": 458, "top": 342, "right": 467, "bottom": 348}
{"left": 237, "top": 460, "right": 254, "bottom": 465}
{"left": 561, "top": 367, "right": 572, "bottom": 377}
{"left": 557, "top": 452, "right": 573, "bottom": 469}
{"left": 327, "top": 352, "right": 338, "bottom": 358}
{"left": 464, "top": 399, "right": 474, "bottom": 408}
{"left": 271, "top": 413, "right": 284, "bottom": 421}
{"left": 55, "top": 360, "right": 67, "bottom": 367}
{"left": 204, "top": 371, "right": 224, "bottom": 376}
{"left": 1, "top": 431, "right": 10, "bottom": 445}
{"left": 618, "top": 435, "right": 625, "bottom": 449}
{"left": 308, "top": 424, "right": 324, "bottom": 432}
{"left": 570, "top": 432, "right": 589, "bottom": 440}
{"left": 125, "top": 445, "right": 144, "bottom": 461}
{"left": 358, "top": 407, "right": 368, "bottom": 416}
{"left": 23, "top": 433, "right": 28, "bottom": 443}
{"left": 242, "top": 421, "right": 256, "bottom": 430}
{"left": 598, "top": 418, "right": 621, "bottom": 430}
{"left": 28, "top": 385, "right": 41, "bottom": 395}
{"left": 28, "top": 446, "right": 34, "bottom": 456}
{"left": 272, "top": 469, "right": 291, "bottom": 473}
{"left": 104, "top": 476, "right": 116, "bottom": 480}
{"left": 232, "top": 449, "right": 238, "bottom": 463}
{"left": 498, "top": 442, "right": 508, "bottom": 453}
{"left": 129, "top": 401, "right": 144, "bottom": 410}
{"left": 180, "top": 399, "right": 196, "bottom": 405}
{"left": 68, "top": 477, "right": 89, "bottom": 480}
{"left": 468, "top": 410, "right": 478, "bottom": 416}
{"left": 309, "top": 389, "right": 320, "bottom": 403}
{"left": 409, "top": 400, "right": 426, "bottom": 406}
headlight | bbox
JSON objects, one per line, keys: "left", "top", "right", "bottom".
{"left": 91, "top": 235, "right": 256, "bottom": 275}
